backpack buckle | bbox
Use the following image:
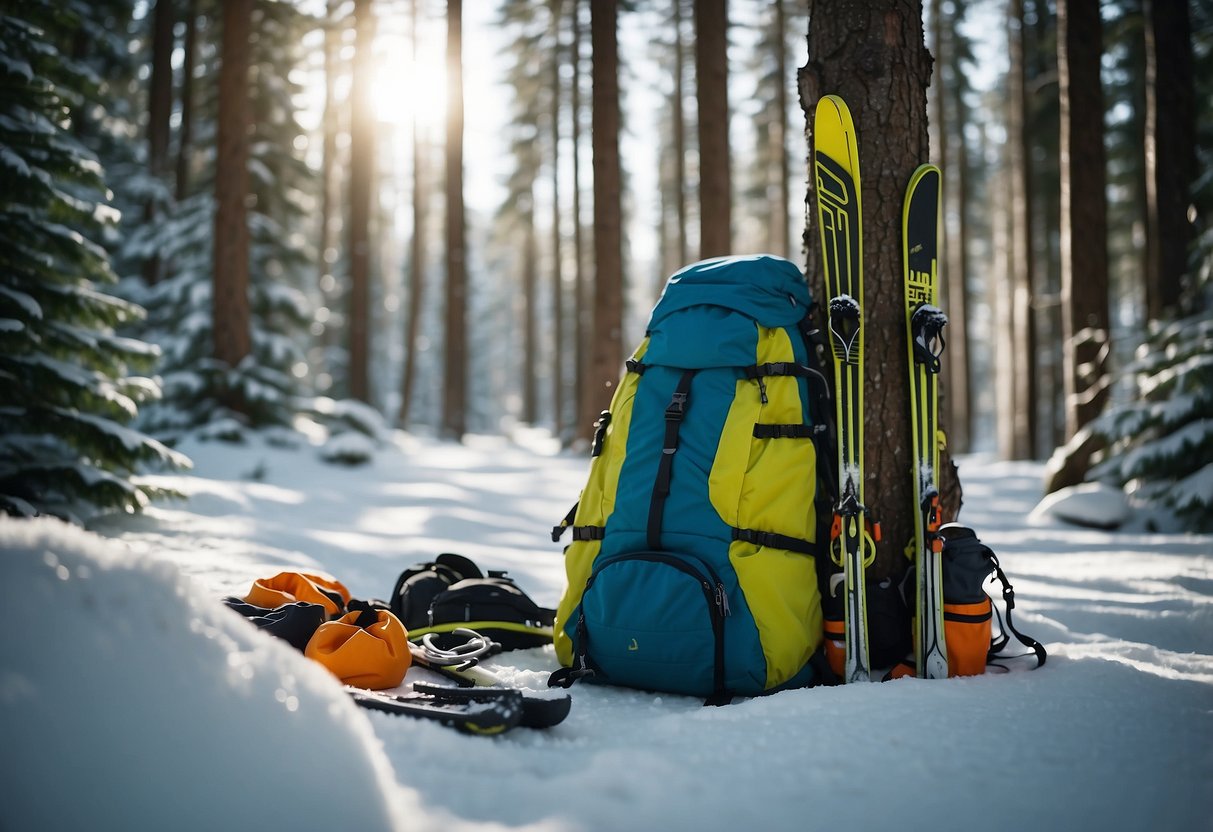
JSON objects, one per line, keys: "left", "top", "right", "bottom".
{"left": 665, "top": 392, "right": 688, "bottom": 421}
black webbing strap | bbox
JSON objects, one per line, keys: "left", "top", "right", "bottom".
{"left": 625, "top": 359, "right": 649, "bottom": 375}
{"left": 752, "top": 423, "right": 822, "bottom": 439}
{"left": 647, "top": 370, "right": 696, "bottom": 551}
{"left": 590, "top": 410, "right": 612, "bottom": 457}
{"left": 572, "top": 526, "right": 605, "bottom": 542}
{"left": 988, "top": 558, "right": 1048, "bottom": 669}
{"left": 551, "top": 502, "right": 579, "bottom": 541}
{"left": 731, "top": 527, "right": 823, "bottom": 558}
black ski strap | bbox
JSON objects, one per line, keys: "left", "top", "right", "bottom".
{"left": 591, "top": 410, "right": 612, "bottom": 457}
{"left": 647, "top": 370, "right": 696, "bottom": 551}
{"left": 552, "top": 504, "right": 606, "bottom": 544}
{"left": 987, "top": 557, "right": 1048, "bottom": 670}
{"left": 732, "top": 528, "right": 823, "bottom": 559}
{"left": 552, "top": 502, "right": 579, "bottom": 542}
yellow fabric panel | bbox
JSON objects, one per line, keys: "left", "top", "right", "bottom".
{"left": 554, "top": 539, "right": 600, "bottom": 664}
{"left": 707, "top": 379, "right": 761, "bottom": 527}
{"left": 709, "top": 326, "right": 816, "bottom": 541}
{"left": 740, "top": 429, "right": 816, "bottom": 541}
{"left": 728, "top": 538, "right": 822, "bottom": 688}
{"left": 709, "top": 325, "right": 823, "bottom": 688}
{"left": 554, "top": 340, "right": 648, "bottom": 666}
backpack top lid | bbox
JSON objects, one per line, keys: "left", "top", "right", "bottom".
{"left": 648, "top": 255, "right": 813, "bottom": 331}
{"left": 645, "top": 255, "right": 814, "bottom": 369}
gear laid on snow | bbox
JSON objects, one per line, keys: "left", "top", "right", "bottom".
{"left": 222, "top": 562, "right": 571, "bottom": 733}
{"left": 222, "top": 598, "right": 326, "bottom": 651}
{"left": 244, "top": 571, "right": 352, "bottom": 619}
{"left": 391, "top": 555, "right": 555, "bottom": 651}
{"left": 306, "top": 606, "right": 412, "bottom": 690}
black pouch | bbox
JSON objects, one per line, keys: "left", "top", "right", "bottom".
{"left": 389, "top": 553, "right": 483, "bottom": 630}
{"left": 391, "top": 555, "right": 555, "bottom": 651}
{"left": 937, "top": 524, "right": 996, "bottom": 676}
{"left": 223, "top": 598, "right": 327, "bottom": 651}
{"left": 939, "top": 523, "right": 1048, "bottom": 674}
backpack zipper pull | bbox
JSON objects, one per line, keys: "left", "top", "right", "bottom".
{"left": 715, "top": 583, "right": 731, "bottom": 617}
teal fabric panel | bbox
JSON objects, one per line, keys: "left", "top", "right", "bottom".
{"left": 580, "top": 556, "right": 718, "bottom": 696}
{"left": 648, "top": 255, "right": 813, "bottom": 332}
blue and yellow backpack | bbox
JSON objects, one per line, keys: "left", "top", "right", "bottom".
{"left": 549, "top": 255, "right": 836, "bottom": 702}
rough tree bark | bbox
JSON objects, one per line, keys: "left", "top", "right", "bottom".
{"left": 695, "top": 0, "right": 731, "bottom": 258}
{"left": 578, "top": 0, "right": 624, "bottom": 443}
{"left": 800, "top": 0, "right": 958, "bottom": 578}
{"left": 212, "top": 0, "right": 253, "bottom": 412}
{"left": 443, "top": 0, "right": 468, "bottom": 440}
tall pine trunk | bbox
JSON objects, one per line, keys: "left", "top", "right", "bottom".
{"left": 443, "top": 0, "right": 468, "bottom": 440}
{"left": 771, "top": 0, "right": 789, "bottom": 258}
{"left": 802, "top": 0, "right": 945, "bottom": 577}
{"left": 694, "top": 0, "right": 730, "bottom": 258}
{"left": 673, "top": 0, "right": 689, "bottom": 269}
{"left": 571, "top": 0, "right": 590, "bottom": 435}
{"left": 579, "top": 0, "right": 623, "bottom": 443}
{"left": 145, "top": 0, "right": 174, "bottom": 285}
{"left": 212, "top": 0, "right": 253, "bottom": 412}
{"left": 1058, "top": 0, "right": 1110, "bottom": 439}
{"left": 1143, "top": 0, "right": 1195, "bottom": 321}
{"left": 1007, "top": 0, "right": 1039, "bottom": 459}
{"left": 550, "top": 0, "right": 566, "bottom": 436}
{"left": 175, "top": 0, "right": 197, "bottom": 201}
{"left": 347, "top": 0, "right": 375, "bottom": 404}
{"left": 400, "top": 0, "right": 427, "bottom": 426}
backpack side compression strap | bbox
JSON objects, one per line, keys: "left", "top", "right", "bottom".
{"left": 731, "top": 528, "right": 824, "bottom": 559}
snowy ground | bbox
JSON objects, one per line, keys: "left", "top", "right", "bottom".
{"left": 2, "top": 430, "right": 1211, "bottom": 831}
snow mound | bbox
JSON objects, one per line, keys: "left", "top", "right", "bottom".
{"left": 1029, "top": 482, "right": 1132, "bottom": 530}
{"left": 0, "top": 517, "right": 404, "bottom": 831}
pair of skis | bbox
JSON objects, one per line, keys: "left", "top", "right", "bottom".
{"left": 814, "top": 95, "right": 948, "bottom": 683}
{"left": 347, "top": 638, "right": 572, "bottom": 733}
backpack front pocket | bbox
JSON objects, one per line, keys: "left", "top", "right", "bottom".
{"left": 577, "top": 552, "right": 728, "bottom": 699}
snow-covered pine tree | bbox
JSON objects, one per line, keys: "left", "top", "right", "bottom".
{"left": 1089, "top": 315, "right": 1213, "bottom": 531}
{"left": 130, "top": 0, "right": 317, "bottom": 441}
{"left": 0, "top": 2, "right": 188, "bottom": 521}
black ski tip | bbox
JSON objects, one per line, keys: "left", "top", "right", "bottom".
{"left": 346, "top": 684, "right": 524, "bottom": 735}
{"left": 518, "top": 691, "right": 572, "bottom": 729}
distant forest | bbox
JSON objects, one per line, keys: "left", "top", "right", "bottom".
{"left": 1, "top": 0, "right": 1210, "bottom": 529}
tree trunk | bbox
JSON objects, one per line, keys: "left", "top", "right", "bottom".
{"left": 1143, "top": 0, "right": 1195, "bottom": 321}
{"left": 550, "top": 0, "right": 566, "bottom": 436}
{"left": 694, "top": 0, "right": 730, "bottom": 258}
{"left": 802, "top": 0, "right": 941, "bottom": 578}
{"left": 319, "top": 0, "right": 343, "bottom": 386}
{"left": 443, "top": 0, "right": 468, "bottom": 441}
{"left": 946, "top": 26, "right": 972, "bottom": 454}
{"left": 212, "top": 0, "right": 253, "bottom": 410}
{"left": 578, "top": 0, "right": 623, "bottom": 443}
{"left": 523, "top": 192, "right": 539, "bottom": 426}
{"left": 1007, "top": 0, "right": 1039, "bottom": 459}
{"left": 145, "top": 0, "right": 175, "bottom": 285}
{"left": 347, "top": 0, "right": 375, "bottom": 404}
{"left": 175, "top": 0, "right": 197, "bottom": 201}
{"left": 930, "top": 0, "right": 970, "bottom": 454}
{"left": 1058, "top": 0, "right": 1111, "bottom": 444}
{"left": 673, "top": 0, "right": 689, "bottom": 268}
{"left": 772, "top": 0, "right": 790, "bottom": 258}
{"left": 571, "top": 0, "right": 590, "bottom": 436}
{"left": 400, "top": 0, "right": 427, "bottom": 426}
